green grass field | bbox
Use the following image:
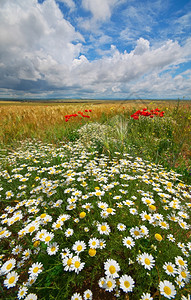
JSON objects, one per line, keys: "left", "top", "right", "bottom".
{"left": 0, "top": 100, "right": 190, "bottom": 299}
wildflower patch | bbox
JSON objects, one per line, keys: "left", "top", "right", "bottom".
{"left": 0, "top": 139, "right": 190, "bottom": 299}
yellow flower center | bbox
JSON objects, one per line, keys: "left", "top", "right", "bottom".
{"left": 107, "top": 281, "right": 112, "bottom": 288}
{"left": 134, "top": 230, "right": 140, "bottom": 236}
{"left": 67, "top": 258, "right": 72, "bottom": 266}
{"left": 25, "top": 252, "right": 29, "bottom": 257}
{"left": 56, "top": 223, "right": 61, "bottom": 228}
{"left": 109, "top": 266, "right": 116, "bottom": 274}
{"left": 92, "top": 241, "right": 96, "bottom": 246}
{"left": 145, "top": 258, "right": 151, "bottom": 265}
{"left": 178, "top": 259, "right": 184, "bottom": 266}
{"left": 126, "top": 240, "right": 131, "bottom": 245}
{"left": 161, "top": 222, "right": 167, "bottom": 227}
{"left": 28, "top": 226, "right": 35, "bottom": 233}
{"left": 33, "top": 241, "right": 40, "bottom": 247}
{"left": 167, "top": 265, "right": 173, "bottom": 272}
{"left": 45, "top": 236, "right": 51, "bottom": 242}
{"left": 74, "top": 261, "right": 80, "bottom": 268}
{"left": 181, "top": 271, "right": 186, "bottom": 278}
{"left": 146, "top": 200, "right": 151, "bottom": 204}
{"left": 164, "top": 286, "right": 172, "bottom": 295}
{"left": 33, "top": 267, "right": 39, "bottom": 273}
{"left": 8, "top": 276, "right": 15, "bottom": 284}
{"left": 145, "top": 215, "right": 151, "bottom": 220}
{"left": 86, "top": 293, "right": 90, "bottom": 298}
{"left": 107, "top": 208, "right": 113, "bottom": 213}
{"left": 77, "top": 245, "right": 82, "bottom": 252}
{"left": 124, "top": 281, "right": 130, "bottom": 288}
{"left": 101, "top": 225, "right": 107, "bottom": 231}
{"left": 6, "top": 263, "right": 13, "bottom": 270}
{"left": 51, "top": 247, "right": 56, "bottom": 252}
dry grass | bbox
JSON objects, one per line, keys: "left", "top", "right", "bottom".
{"left": 0, "top": 99, "right": 190, "bottom": 147}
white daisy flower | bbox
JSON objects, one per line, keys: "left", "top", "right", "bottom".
{"left": 123, "top": 200, "right": 134, "bottom": 206}
{"left": 100, "top": 210, "right": 109, "bottom": 219}
{"left": 175, "top": 276, "right": 185, "bottom": 288}
{"left": 167, "top": 234, "right": 175, "bottom": 242}
{"left": 12, "top": 245, "right": 22, "bottom": 255}
{"left": 130, "top": 226, "right": 143, "bottom": 239}
{"left": 71, "top": 292, "right": 82, "bottom": 300}
{"left": 88, "top": 238, "right": 100, "bottom": 249}
{"left": 83, "top": 289, "right": 93, "bottom": 300}
{"left": 24, "top": 293, "right": 38, "bottom": 300}
{"left": 22, "top": 249, "right": 32, "bottom": 261}
{"left": 139, "top": 253, "right": 155, "bottom": 270}
{"left": 104, "top": 259, "right": 120, "bottom": 278}
{"left": 65, "top": 228, "right": 74, "bottom": 237}
{"left": 26, "top": 221, "right": 40, "bottom": 235}
{"left": 1, "top": 258, "right": 16, "bottom": 275}
{"left": 163, "top": 262, "right": 177, "bottom": 277}
{"left": 123, "top": 237, "right": 135, "bottom": 249}
{"left": 159, "top": 221, "right": 169, "bottom": 230}
{"left": 175, "top": 256, "right": 187, "bottom": 269}
{"left": 140, "top": 211, "right": 154, "bottom": 223}
{"left": 140, "top": 225, "right": 149, "bottom": 236}
{"left": 43, "top": 232, "right": 54, "bottom": 244}
{"left": 28, "top": 262, "right": 43, "bottom": 278}
{"left": 47, "top": 242, "right": 59, "bottom": 256}
{"left": 58, "top": 214, "right": 71, "bottom": 223}
{"left": 179, "top": 220, "right": 189, "bottom": 230}
{"left": 159, "top": 280, "right": 176, "bottom": 299}
{"left": 119, "top": 274, "right": 135, "bottom": 292}
{"left": 97, "top": 222, "right": 111, "bottom": 235}
{"left": 178, "top": 268, "right": 190, "bottom": 282}
{"left": 99, "top": 239, "right": 106, "bottom": 249}
{"left": 98, "top": 277, "right": 105, "bottom": 288}
{"left": 35, "top": 229, "right": 47, "bottom": 241}
{"left": 117, "top": 223, "right": 126, "bottom": 231}
{"left": 103, "top": 276, "right": 116, "bottom": 292}
{"left": 97, "top": 201, "right": 108, "bottom": 209}
{"left": 72, "top": 240, "right": 86, "bottom": 254}
{"left": 17, "top": 286, "right": 28, "bottom": 299}
{"left": 62, "top": 254, "right": 74, "bottom": 272}
{"left": 60, "top": 248, "right": 70, "bottom": 259}
{"left": 71, "top": 256, "right": 85, "bottom": 274}
{"left": 4, "top": 271, "right": 19, "bottom": 289}
{"left": 52, "top": 221, "right": 63, "bottom": 230}
{"left": 140, "top": 292, "right": 153, "bottom": 300}
{"left": 129, "top": 208, "right": 138, "bottom": 215}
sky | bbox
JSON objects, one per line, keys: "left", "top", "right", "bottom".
{"left": 0, "top": 0, "right": 191, "bottom": 100}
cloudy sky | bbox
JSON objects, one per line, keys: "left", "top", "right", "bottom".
{"left": 0, "top": 0, "right": 191, "bottom": 99}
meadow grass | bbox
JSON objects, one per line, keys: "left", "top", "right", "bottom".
{"left": 0, "top": 100, "right": 190, "bottom": 299}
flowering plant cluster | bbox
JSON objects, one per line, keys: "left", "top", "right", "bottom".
{"left": 0, "top": 136, "right": 190, "bottom": 300}
{"left": 131, "top": 108, "right": 165, "bottom": 120}
{"left": 65, "top": 109, "right": 92, "bottom": 122}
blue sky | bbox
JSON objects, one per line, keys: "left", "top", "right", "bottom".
{"left": 0, "top": 0, "right": 191, "bottom": 99}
